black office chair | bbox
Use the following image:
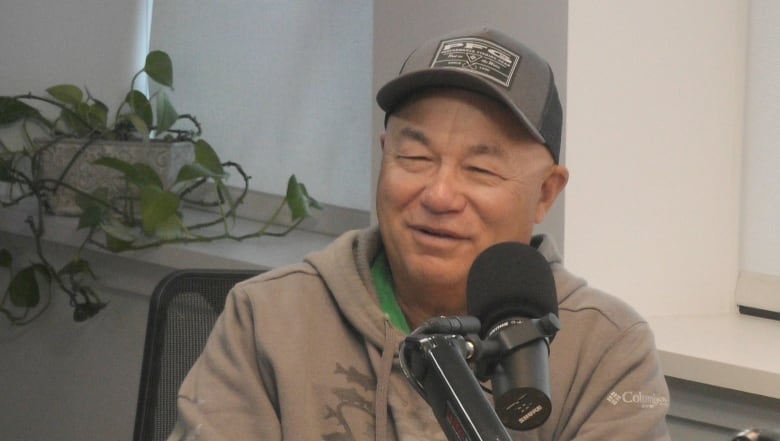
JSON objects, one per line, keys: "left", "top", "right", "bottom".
{"left": 132, "top": 268, "right": 263, "bottom": 441}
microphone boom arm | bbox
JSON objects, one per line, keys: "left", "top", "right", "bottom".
{"left": 400, "top": 331, "right": 514, "bottom": 441}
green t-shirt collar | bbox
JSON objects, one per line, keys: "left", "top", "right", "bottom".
{"left": 371, "top": 250, "right": 411, "bottom": 334}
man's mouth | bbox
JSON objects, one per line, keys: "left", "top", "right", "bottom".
{"left": 414, "top": 226, "right": 461, "bottom": 239}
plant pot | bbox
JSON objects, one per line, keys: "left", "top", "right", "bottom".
{"left": 39, "top": 139, "right": 195, "bottom": 216}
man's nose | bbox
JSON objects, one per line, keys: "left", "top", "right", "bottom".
{"left": 420, "top": 167, "right": 466, "bottom": 213}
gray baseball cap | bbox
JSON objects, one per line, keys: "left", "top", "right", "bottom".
{"left": 376, "top": 27, "right": 562, "bottom": 163}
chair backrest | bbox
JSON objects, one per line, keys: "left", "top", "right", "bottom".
{"left": 132, "top": 268, "right": 263, "bottom": 441}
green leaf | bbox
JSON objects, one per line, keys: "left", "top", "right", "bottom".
{"left": 66, "top": 100, "right": 108, "bottom": 134}
{"left": 77, "top": 205, "right": 107, "bottom": 230}
{"left": 93, "top": 156, "right": 137, "bottom": 181}
{"left": 302, "top": 183, "right": 321, "bottom": 210}
{"left": 100, "top": 221, "right": 138, "bottom": 250}
{"left": 140, "top": 185, "right": 180, "bottom": 235}
{"left": 8, "top": 266, "right": 40, "bottom": 308}
{"left": 0, "top": 248, "right": 12, "bottom": 268}
{"left": 0, "top": 158, "right": 14, "bottom": 182}
{"left": 125, "top": 90, "right": 153, "bottom": 126}
{"left": 153, "top": 214, "right": 184, "bottom": 240}
{"left": 144, "top": 51, "right": 173, "bottom": 88}
{"left": 76, "top": 187, "right": 109, "bottom": 229}
{"left": 91, "top": 157, "right": 160, "bottom": 189}
{"left": 155, "top": 92, "right": 177, "bottom": 133}
{"left": 0, "top": 97, "right": 44, "bottom": 125}
{"left": 73, "top": 300, "right": 106, "bottom": 322}
{"left": 58, "top": 258, "right": 95, "bottom": 279}
{"left": 86, "top": 100, "right": 108, "bottom": 130}
{"left": 46, "top": 84, "right": 83, "bottom": 105}
{"left": 194, "top": 140, "right": 224, "bottom": 175}
{"left": 174, "top": 163, "right": 219, "bottom": 183}
{"left": 132, "top": 162, "right": 164, "bottom": 189}
{"left": 123, "top": 113, "right": 150, "bottom": 141}
{"left": 61, "top": 102, "right": 93, "bottom": 136}
{"left": 76, "top": 187, "right": 110, "bottom": 230}
{"left": 286, "top": 174, "right": 314, "bottom": 221}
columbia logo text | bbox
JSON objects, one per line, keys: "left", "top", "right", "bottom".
{"left": 606, "top": 391, "right": 669, "bottom": 409}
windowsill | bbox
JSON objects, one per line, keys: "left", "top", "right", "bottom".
{"left": 3, "top": 202, "right": 342, "bottom": 260}
{"left": 0, "top": 199, "right": 364, "bottom": 297}
{"left": 648, "top": 312, "right": 780, "bottom": 400}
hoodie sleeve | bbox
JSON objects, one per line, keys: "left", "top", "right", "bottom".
{"left": 559, "top": 321, "right": 671, "bottom": 441}
{"left": 166, "top": 288, "right": 282, "bottom": 441}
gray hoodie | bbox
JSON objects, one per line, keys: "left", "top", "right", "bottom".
{"left": 167, "top": 227, "right": 671, "bottom": 441}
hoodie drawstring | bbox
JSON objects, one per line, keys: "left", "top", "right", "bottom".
{"left": 375, "top": 320, "right": 396, "bottom": 441}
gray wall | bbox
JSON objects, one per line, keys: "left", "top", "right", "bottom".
{"left": 0, "top": 2, "right": 155, "bottom": 439}
{"left": 0, "top": 232, "right": 168, "bottom": 441}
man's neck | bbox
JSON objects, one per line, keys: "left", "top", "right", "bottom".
{"left": 394, "top": 282, "right": 467, "bottom": 330}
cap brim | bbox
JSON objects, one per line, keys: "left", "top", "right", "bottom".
{"left": 376, "top": 68, "right": 546, "bottom": 145}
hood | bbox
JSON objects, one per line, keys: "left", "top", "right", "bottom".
{"left": 304, "top": 228, "right": 415, "bottom": 441}
{"left": 303, "top": 227, "right": 401, "bottom": 350}
{"left": 534, "top": 233, "right": 590, "bottom": 306}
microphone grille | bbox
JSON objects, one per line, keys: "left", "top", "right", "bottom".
{"left": 466, "top": 242, "right": 558, "bottom": 336}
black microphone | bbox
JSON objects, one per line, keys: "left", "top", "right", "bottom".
{"left": 467, "top": 241, "right": 560, "bottom": 431}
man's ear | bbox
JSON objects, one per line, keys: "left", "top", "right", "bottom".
{"left": 379, "top": 132, "right": 386, "bottom": 151}
{"left": 535, "top": 165, "right": 569, "bottom": 223}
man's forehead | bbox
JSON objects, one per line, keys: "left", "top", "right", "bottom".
{"left": 387, "top": 89, "right": 539, "bottom": 144}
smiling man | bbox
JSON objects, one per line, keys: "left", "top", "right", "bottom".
{"left": 375, "top": 88, "right": 568, "bottom": 328}
{"left": 167, "top": 28, "right": 671, "bottom": 441}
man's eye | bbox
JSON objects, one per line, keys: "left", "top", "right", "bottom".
{"left": 399, "top": 155, "right": 430, "bottom": 162}
{"left": 468, "top": 166, "right": 495, "bottom": 175}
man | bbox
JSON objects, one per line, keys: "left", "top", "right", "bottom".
{"left": 167, "top": 27, "right": 671, "bottom": 441}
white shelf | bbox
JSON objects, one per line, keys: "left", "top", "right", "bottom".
{"left": 0, "top": 203, "right": 339, "bottom": 295}
{"left": 649, "top": 312, "right": 780, "bottom": 400}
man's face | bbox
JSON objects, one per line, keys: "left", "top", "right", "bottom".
{"left": 376, "top": 88, "right": 567, "bottom": 300}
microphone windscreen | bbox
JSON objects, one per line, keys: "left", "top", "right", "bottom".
{"left": 466, "top": 242, "right": 557, "bottom": 336}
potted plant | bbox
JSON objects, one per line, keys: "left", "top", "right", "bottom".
{"left": 0, "top": 50, "right": 319, "bottom": 325}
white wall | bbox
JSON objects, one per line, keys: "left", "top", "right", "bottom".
{"left": 742, "top": 0, "right": 780, "bottom": 277}
{"left": 737, "top": 0, "right": 780, "bottom": 315}
{"left": 565, "top": 0, "right": 746, "bottom": 317}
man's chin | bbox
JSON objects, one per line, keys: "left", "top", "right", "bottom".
{"left": 406, "top": 256, "right": 468, "bottom": 284}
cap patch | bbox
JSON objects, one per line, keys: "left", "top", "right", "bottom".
{"left": 431, "top": 37, "right": 521, "bottom": 88}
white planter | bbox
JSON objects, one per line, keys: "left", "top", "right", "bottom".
{"left": 39, "top": 139, "right": 194, "bottom": 216}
